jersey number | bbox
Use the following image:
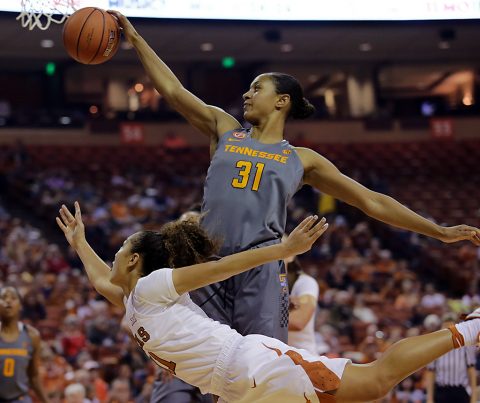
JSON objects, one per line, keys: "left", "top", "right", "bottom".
{"left": 231, "top": 161, "right": 265, "bottom": 191}
{"left": 3, "top": 358, "right": 15, "bottom": 377}
{"left": 134, "top": 327, "right": 177, "bottom": 375}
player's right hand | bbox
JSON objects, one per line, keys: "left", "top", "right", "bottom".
{"left": 56, "top": 201, "right": 86, "bottom": 249}
{"left": 282, "top": 215, "right": 328, "bottom": 257}
{"left": 107, "top": 10, "right": 138, "bottom": 44}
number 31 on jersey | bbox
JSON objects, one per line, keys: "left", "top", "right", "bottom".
{"left": 231, "top": 160, "right": 265, "bottom": 191}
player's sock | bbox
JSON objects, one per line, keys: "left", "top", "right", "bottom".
{"left": 449, "top": 320, "right": 480, "bottom": 348}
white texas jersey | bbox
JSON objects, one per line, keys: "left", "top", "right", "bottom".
{"left": 124, "top": 268, "right": 241, "bottom": 394}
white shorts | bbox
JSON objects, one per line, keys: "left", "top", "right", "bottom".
{"left": 211, "top": 334, "right": 350, "bottom": 403}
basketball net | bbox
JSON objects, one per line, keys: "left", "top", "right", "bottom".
{"left": 16, "top": 0, "right": 78, "bottom": 30}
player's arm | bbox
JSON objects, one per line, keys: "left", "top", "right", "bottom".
{"left": 173, "top": 216, "right": 328, "bottom": 295}
{"left": 26, "top": 326, "right": 50, "bottom": 403}
{"left": 109, "top": 11, "right": 241, "bottom": 140}
{"left": 288, "top": 294, "right": 317, "bottom": 331}
{"left": 56, "top": 202, "right": 124, "bottom": 308}
{"left": 297, "top": 147, "right": 480, "bottom": 245}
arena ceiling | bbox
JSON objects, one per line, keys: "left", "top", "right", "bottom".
{"left": 0, "top": 12, "right": 479, "bottom": 94}
{"left": 1, "top": 12, "right": 479, "bottom": 64}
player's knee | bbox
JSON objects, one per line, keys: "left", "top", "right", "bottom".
{"left": 360, "top": 365, "right": 396, "bottom": 400}
{"left": 371, "top": 369, "right": 396, "bottom": 399}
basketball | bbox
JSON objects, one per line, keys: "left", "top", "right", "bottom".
{"left": 62, "top": 7, "right": 120, "bottom": 65}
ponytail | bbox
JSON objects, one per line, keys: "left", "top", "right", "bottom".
{"left": 268, "top": 72, "right": 316, "bottom": 119}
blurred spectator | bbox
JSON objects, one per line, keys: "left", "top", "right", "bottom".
{"left": 64, "top": 383, "right": 89, "bottom": 403}
{"left": 74, "top": 368, "right": 104, "bottom": 403}
{"left": 108, "top": 379, "right": 133, "bottom": 403}
{"left": 84, "top": 361, "right": 109, "bottom": 403}
{"left": 60, "top": 315, "right": 87, "bottom": 364}
{"left": 394, "top": 376, "right": 425, "bottom": 403}
{"left": 287, "top": 257, "right": 319, "bottom": 354}
{"left": 22, "top": 290, "right": 47, "bottom": 322}
{"left": 40, "top": 343, "right": 71, "bottom": 395}
{"left": 420, "top": 283, "right": 446, "bottom": 314}
{"left": 87, "top": 315, "right": 118, "bottom": 346}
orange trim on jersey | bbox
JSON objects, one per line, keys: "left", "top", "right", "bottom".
{"left": 0, "top": 348, "right": 28, "bottom": 356}
{"left": 448, "top": 325, "right": 465, "bottom": 349}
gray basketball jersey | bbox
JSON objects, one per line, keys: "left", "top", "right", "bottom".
{"left": 202, "top": 128, "right": 304, "bottom": 254}
{"left": 0, "top": 323, "right": 33, "bottom": 400}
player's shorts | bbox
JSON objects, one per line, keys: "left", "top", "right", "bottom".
{"left": 190, "top": 239, "right": 289, "bottom": 343}
{"left": 150, "top": 376, "right": 211, "bottom": 403}
{"left": 210, "top": 334, "right": 351, "bottom": 403}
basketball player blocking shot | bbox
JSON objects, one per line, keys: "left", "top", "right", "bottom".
{"left": 109, "top": 10, "right": 480, "bottom": 402}
{"left": 107, "top": 9, "right": 480, "bottom": 344}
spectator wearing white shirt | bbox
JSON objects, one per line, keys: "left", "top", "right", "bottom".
{"left": 287, "top": 257, "right": 319, "bottom": 354}
{"left": 421, "top": 283, "right": 446, "bottom": 311}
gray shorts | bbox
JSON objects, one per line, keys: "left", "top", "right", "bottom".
{"left": 150, "top": 377, "right": 211, "bottom": 403}
{"left": 190, "top": 258, "right": 289, "bottom": 343}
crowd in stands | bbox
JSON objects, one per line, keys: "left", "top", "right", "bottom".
{"left": 0, "top": 142, "right": 479, "bottom": 403}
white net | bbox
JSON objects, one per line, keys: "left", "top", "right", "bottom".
{"left": 16, "top": 0, "right": 78, "bottom": 31}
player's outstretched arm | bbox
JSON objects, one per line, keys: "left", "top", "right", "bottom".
{"left": 297, "top": 147, "right": 480, "bottom": 246}
{"left": 172, "top": 216, "right": 328, "bottom": 295}
{"left": 108, "top": 11, "right": 241, "bottom": 140}
{"left": 56, "top": 202, "right": 124, "bottom": 307}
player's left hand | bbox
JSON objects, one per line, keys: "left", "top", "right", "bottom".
{"left": 439, "top": 225, "right": 480, "bottom": 246}
{"left": 283, "top": 215, "right": 328, "bottom": 256}
{"left": 56, "top": 201, "right": 86, "bottom": 249}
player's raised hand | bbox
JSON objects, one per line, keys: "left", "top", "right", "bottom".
{"left": 282, "top": 215, "right": 328, "bottom": 256}
{"left": 56, "top": 201, "right": 86, "bottom": 249}
{"left": 438, "top": 225, "right": 480, "bottom": 246}
{"left": 107, "top": 10, "right": 137, "bottom": 44}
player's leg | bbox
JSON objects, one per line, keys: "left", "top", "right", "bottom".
{"left": 232, "top": 259, "right": 289, "bottom": 342}
{"left": 334, "top": 323, "right": 477, "bottom": 402}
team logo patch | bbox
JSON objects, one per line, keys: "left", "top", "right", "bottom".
{"left": 279, "top": 273, "right": 288, "bottom": 291}
{"left": 283, "top": 149, "right": 292, "bottom": 155}
{"left": 232, "top": 131, "right": 246, "bottom": 139}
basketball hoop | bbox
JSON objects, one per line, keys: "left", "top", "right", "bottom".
{"left": 16, "top": 0, "right": 78, "bottom": 31}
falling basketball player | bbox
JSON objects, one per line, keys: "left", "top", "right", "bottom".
{"left": 57, "top": 202, "right": 480, "bottom": 403}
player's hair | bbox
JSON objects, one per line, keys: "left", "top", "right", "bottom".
{"left": 131, "top": 220, "right": 219, "bottom": 277}
{"left": 0, "top": 286, "right": 23, "bottom": 304}
{"left": 268, "top": 72, "right": 316, "bottom": 119}
{"left": 288, "top": 257, "right": 304, "bottom": 274}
